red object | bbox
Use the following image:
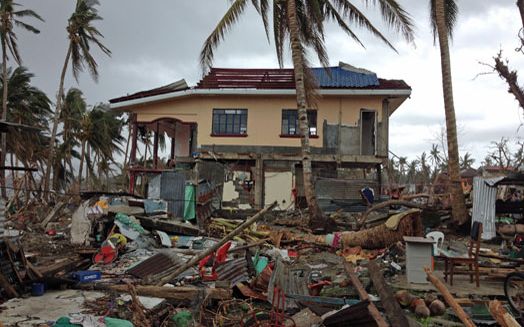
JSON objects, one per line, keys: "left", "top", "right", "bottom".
{"left": 46, "top": 229, "right": 57, "bottom": 236}
{"left": 198, "top": 241, "right": 232, "bottom": 281}
{"left": 93, "top": 243, "right": 118, "bottom": 264}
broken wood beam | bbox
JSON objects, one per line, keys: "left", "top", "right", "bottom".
{"left": 40, "top": 201, "right": 66, "bottom": 228}
{"left": 488, "top": 300, "right": 521, "bottom": 327}
{"left": 136, "top": 216, "right": 201, "bottom": 236}
{"left": 344, "top": 260, "right": 389, "bottom": 327}
{"left": 358, "top": 200, "right": 425, "bottom": 229}
{"left": 0, "top": 270, "right": 18, "bottom": 298}
{"left": 80, "top": 284, "right": 232, "bottom": 301}
{"left": 424, "top": 268, "right": 476, "bottom": 327}
{"left": 367, "top": 260, "right": 410, "bottom": 327}
{"left": 153, "top": 202, "right": 277, "bottom": 286}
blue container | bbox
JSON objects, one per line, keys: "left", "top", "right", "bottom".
{"left": 31, "top": 282, "right": 45, "bottom": 296}
{"left": 72, "top": 270, "right": 102, "bottom": 283}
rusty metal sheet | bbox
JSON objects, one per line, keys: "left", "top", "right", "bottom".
{"left": 127, "top": 252, "right": 184, "bottom": 279}
{"left": 215, "top": 257, "right": 249, "bottom": 286}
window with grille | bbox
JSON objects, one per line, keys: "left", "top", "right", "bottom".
{"left": 212, "top": 109, "right": 248, "bottom": 135}
{"left": 281, "top": 109, "right": 317, "bottom": 136}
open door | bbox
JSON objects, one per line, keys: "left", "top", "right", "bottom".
{"left": 360, "top": 110, "right": 376, "bottom": 155}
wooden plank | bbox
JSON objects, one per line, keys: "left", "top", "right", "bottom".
{"left": 425, "top": 268, "right": 476, "bottom": 327}
{"left": 40, "top": 201, "right": 66, "bottom": 228}
{"left": 136, "top": 216, "right": 201, "bottom": 236}
{"left": 368, "top": 260, "right": 410, "bottom": 327}
{"left": 344, "top": 261, "right": 389, "bottom": 327}
{"left": 153, "top": 202, "right": 277, "bottom": 286}
{"left": 488, "top": 300, "right": 521, "bottom": 327}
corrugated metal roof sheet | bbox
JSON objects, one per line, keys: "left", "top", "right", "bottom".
{"left": 472, "top": 177, "right": 497, "bottom": 240}
{"left": 312, "top": 67, "right": 379, "bottom": 88}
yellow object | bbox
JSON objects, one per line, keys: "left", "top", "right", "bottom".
{"left": 109, "top": 233, "right": 127, "bottom": 247}
{"left": 95, "top": 200, "right": 109, "bottom": 209}
{"left": 385, "top": 209, "right": 421, "bottom": 231}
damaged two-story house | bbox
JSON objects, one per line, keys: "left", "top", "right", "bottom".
{"left": 110, "top": 62, "right": 411, "bottom": 212}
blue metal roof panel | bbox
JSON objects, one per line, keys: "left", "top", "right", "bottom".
{"left": 312, "top": 67, "right": 379, "bottom": 88}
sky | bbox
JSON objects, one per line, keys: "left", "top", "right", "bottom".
{"left": 13, "top": 0, "right": 524, "bottom": 166}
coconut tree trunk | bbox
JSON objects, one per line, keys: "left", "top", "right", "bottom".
{"left": 78, "top": 139, "right": 86, "bottom": 191}
{"left": 286, "top": 0, "right": 325, "bottom": 229}
{"left": 0, "top": 40, "right": 8, "bottom": 200}
{"left": 435, "top": 0, "right": 468, "bottom": 225}
{"left": 44, "top": 43, "right": 72, "bottom": 197}
{"left": 518, "top": 0, "right": 524, "bottom": 29}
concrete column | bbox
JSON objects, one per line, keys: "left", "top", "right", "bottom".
{"left": 381, "top": 99, "right": 390, "bottom": 157}
{"left": 254, "top": 155, "right": 264, "bottom": 210}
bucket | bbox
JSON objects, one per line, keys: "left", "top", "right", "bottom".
{"left": 31, "top": 282, "right": 44, "bottom": 296}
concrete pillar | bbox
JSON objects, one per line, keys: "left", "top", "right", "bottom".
{"left": 381, "top": 99, "right": 390, "bottom": 157}
{"left": 254, "top": 155, "right": 264, "bottom": 210}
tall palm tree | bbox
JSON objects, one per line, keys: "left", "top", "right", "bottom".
{"left": 201, "top": 0, "right": 414, "bottom": 229}
{"left": 459, "top": 152, "right": 474, "bottom": 170}
{"left": 432, "top": 0, "right": 467, "bottom": 225}
{"left": 43, "top": 0, "right": 110, "bottom": 195}
{"left": 0, "top": 0, "right": 42, "bottom": 198}
{"left": 2, "top": 66, "right": 51, "bottom": 174}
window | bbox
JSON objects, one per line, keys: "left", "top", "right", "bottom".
{"left": 281, "top": 109, "right": 317, "bottom": 136}
{"left": 212, "top": 109, "right": 248, "bottom": 136}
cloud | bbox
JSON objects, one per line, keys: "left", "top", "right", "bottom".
{"left": 9, "top": 0, "right": 524, "bottom": 167}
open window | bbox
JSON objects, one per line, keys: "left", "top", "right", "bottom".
{"left": 360, "top": 110, "right": 376, "bottom": 155}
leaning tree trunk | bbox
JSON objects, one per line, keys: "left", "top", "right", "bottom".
{"left": 78, "top": 139, "right": 86, "bottom": 191}
{"left": 44, "top": 43, "right": 72, "bottom": 198}
{"left": 0, "top": 42, "right": 8, "bottom": 199}
{"left": 435, "top": 0, "right": 468, "bottom": 225}
{"left": 286, "top": 0, "right": 324, "bottom": 229}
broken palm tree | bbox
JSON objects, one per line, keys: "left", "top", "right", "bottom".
{"left": 290, "top": 209, "right": 423, "bottom": 250}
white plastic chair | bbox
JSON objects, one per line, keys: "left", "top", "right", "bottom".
{"left": 426, "top": 231, "right": 445, "bottom": 256}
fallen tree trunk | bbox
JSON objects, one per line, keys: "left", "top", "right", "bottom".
{"left": 79, "top": 284, "right": 231, "bottom": 301}
{"left": 358, "top": 200, "right": 426, "bottom": 229}
{"left": 152, "top": 202, "right": 277, "bottom": 286}
{"left": 425, "top": 268, "right": 476, "bottom": 327}
{"left": 294, "top": 210, "right": 423, "bottom": 250}
{"left": 344, "top": 261, "right": 389, "bottom": 327}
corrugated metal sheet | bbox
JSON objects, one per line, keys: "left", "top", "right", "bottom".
{"left": 148, "top": 172, "right": 186, "bottom": 217}
{"left": 127, "top": 252, "right": 185, "bottom": 279}
{"left": 215, "top": 257, "right": 249, "bottom": 286}
{"left": 312, "top": 67, "right": 379, "bottom": 88}
{"left": 472, "top": 177, "right": 497, "bottom": 240}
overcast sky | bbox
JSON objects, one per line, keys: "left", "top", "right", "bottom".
{"left": 13, "top": 1, "right": 524, "bottom": 166}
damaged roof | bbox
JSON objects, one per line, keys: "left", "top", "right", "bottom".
{"left": 109, "top": 63, "right": 410, "bottom": 105}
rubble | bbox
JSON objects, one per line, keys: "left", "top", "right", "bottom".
{"left": 1, "top": 184, "right": 523, "bottom": 327}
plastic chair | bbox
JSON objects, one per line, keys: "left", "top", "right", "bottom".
{"left": 426, "top": 231, "right": 445, "bottom": 255}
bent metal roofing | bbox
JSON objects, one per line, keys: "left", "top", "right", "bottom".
{"left": 109, "top": 65, "right": 410, "bottom": 104}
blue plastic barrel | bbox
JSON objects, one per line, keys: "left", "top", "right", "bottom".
{"left": 31, "top": 282, "right": 44, "bottom": 296}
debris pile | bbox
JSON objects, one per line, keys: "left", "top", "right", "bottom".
{"left": 0, "top": 188, "right": 523, "bottom": 327}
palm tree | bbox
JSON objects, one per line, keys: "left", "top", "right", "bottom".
{"left": 60, "top": 88, "right": 85, "bottom": 180}
{"left": 432, "top": 0, "right": 468, "bottom": 225}
{"left": 2, "top": 66, "right": 51, "bottom": 179}
{"left": 0, "top": 0, "right": 42, "bottom": 198}
{"left": 43, "top": 0, "right": 111, "bottom": 195}
{"left": 78, "top": 104, "right": 124, "bottom": 190}
{"left": 202, "top": 0, "right": 414, "bottom": 229}
{"left": 459, "top": 152, "right": 474, "bottom": 170}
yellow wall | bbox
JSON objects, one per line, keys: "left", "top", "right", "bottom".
{"left": 126, "top": 94, "right": 386, "bottom": 148}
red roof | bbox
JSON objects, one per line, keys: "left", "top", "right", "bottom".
{"left": 110, "top": 67, "right": 410, "bottom": 104}
{"left": 196, "top": 68, "right": 410, "bottom": 90}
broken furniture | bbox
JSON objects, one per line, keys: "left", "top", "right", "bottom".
{"left": 404, "top": 236, "right": 434, "bottom": 284}
{"left": 426, "top": 231, "right": 445, "bottom": 255}
{"left": 442, "top": 222, "right": 482, "bottom": 287}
